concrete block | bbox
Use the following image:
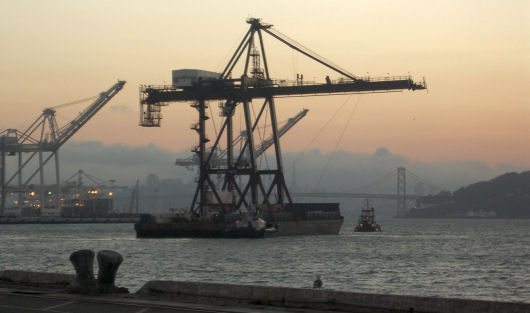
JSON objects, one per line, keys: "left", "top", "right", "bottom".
{"left": 0, "top": 270, "right": 74, "bottom": 287}
{"left": 136, "top": 280, "right": 530, "bottom": 313}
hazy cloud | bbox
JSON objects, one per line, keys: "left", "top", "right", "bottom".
{"left": 5, "top": 140, "right": 524, "bottom": 217}
{"left": 56, "top": 141, "right": 527, "bottom": 193}
{"left": 59, "top": 141, "right": 195, "bottom": 186}
{"left": 109, "top": 104, "right": 133, "bottom": 113}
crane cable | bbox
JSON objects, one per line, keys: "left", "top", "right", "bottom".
{"left": 214, "top": 29, "right": 249, "bottom": 74}
{"left": 312, "top": 95, "right": 362, "bottom": 192}
{"left": 344, "top": 169, "right": 398, "bottom": 193}
{"left": 260, "top": 105, "right": 274, "bottom": 189}
{"left": 251, "top": 101, "right": 272, "bottom": 180}
{"left": 407, "top": 170, "right": 448, "bottom": 192}
{"left": 266, "top": 27, "right": 357, "bottom": 80}
{"left": 286, "top": 94, "right": 354, "bottom": 173}
{"left": 49, "top": 96, "right": 98, "bottom": 110}
{"left": 45, "top": 95, "right": 100, "bottom": 137}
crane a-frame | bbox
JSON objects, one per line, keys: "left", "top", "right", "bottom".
{"left": 139, "top": 18, "right": 425, "bottom": 217}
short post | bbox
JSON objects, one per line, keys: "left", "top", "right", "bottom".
{"left": 69, "top": 249, "right": 96, "bottom": 289}
{"left": 97, "top": 250, "right": 125, "bottom": 292}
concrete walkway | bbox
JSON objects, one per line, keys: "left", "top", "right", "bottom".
{"left": 2, "top": 270, "right": 529, "bottom": 313}
{"left": 0, "top": 287, "right": 338, "bottom": 313}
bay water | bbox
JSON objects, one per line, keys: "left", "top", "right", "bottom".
{"left": 1, "top": 218, "right": 528, "bottom": 303}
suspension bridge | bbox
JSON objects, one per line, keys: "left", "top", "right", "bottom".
{"left": 292, "top": 167, "right": 441, "bottom": 216}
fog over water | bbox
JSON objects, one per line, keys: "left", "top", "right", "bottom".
{"left": 54, "top": 141, "right": 524, "bottom": 190}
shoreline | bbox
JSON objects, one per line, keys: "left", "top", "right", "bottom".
{"left": 0, "top": 217, "right": 139, "bottom": 224}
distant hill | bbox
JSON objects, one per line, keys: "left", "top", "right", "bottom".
{"left": 405, "top": 171, "right": 530, "bottom": 218}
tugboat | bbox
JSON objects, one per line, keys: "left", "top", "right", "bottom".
{"left": 354, "top": 200, "right": 381, "bottom": 232}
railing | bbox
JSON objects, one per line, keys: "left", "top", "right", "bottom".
{"left": 140, "top": 75, "right": 418, "bottom": 91}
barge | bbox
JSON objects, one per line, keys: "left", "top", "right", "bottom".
{"left": 135, "top": 203, "right": 343, "bottom": 238}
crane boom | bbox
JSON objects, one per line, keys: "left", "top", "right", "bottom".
{"left": 141, "top": 76, "right": 423, "bottom": 106}
{"left": 175, "top": 108, "right": 309, "bottom": 168}
{"left": 255, "top": 108, "right": 307, "bottom": 156}
{"left": 1, "top": 81, "right": 126, "bottom": 153}
{"left": 55, "top": 80, "right": 126, "bottom": 148}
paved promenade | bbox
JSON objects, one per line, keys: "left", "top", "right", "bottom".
{"left": 0, "top": 287, "right": 332, "bottom": 313}
{"left": 2, "top": 270, "right": 529, "bottom": 313}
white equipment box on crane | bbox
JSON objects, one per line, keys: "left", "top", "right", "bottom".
{"left": 172, "top": 69, "right": 220, "bottom": 87}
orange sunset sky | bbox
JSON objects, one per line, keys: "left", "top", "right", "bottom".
{"left": 1, "top": 0, "right": 529, "bottom": 166}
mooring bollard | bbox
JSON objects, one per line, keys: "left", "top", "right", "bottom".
{"left": 97, "top": 250, "right": 126, "bottom": 292}
{"left": 69, "top": 249, "right": 96, "bottom": 289}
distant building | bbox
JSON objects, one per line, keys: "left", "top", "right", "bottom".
{"left": 146, "top": 173, "right": 160, "bottom": 190}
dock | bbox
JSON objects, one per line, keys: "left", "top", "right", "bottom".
{"left": 0, "top": 216, "right": 139, "bottom": 224}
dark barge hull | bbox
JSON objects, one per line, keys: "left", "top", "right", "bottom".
{"left": 135, "top": 219, "right": 342, "bottom": 238}
{"left": 135, "top": 203, "right": 344, "bottom": 238}
{"left": 135, "top": 218, "right": 343, "bottom": 238}
{"left": 135, "top": 222, "right": 265, "bottom": 238}
{"left": 273, "top": 219, "right": 343, "bottom": 236}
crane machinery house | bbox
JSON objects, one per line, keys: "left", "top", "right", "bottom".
{"left": 172, "top": 69, "right": 220, "bottom": 87}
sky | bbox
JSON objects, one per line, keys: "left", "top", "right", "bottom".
{"left": 1, "top": 0, "right": 529, "bottom": 167}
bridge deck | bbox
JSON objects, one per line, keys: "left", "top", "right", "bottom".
{"left": 293, "top": 192, "right": 421, "bottom": 200}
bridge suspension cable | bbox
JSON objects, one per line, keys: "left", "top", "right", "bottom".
{"left": 406, "top": 170, "right": 447, "bottom": 192}
{"left": 342, "top": 168, "right": 398, "bottom": 193}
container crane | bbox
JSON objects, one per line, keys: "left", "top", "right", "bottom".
{"left": 0, "top": 81, "right": 126, "bottom": 214}
{"left": 128, "top": 179, "right": 140, "bottom": 214}
{"left": 138, "top": 18, "right": 426, "bottom": 216}
{"left": 62, "top": 169, "right": 127, "bottom": 198}
{"left": 60, "top": 169, "right": 127, "bottom": 216}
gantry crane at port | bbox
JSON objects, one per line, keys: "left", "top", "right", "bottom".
{"left": 0, "top": 81, "right": 126, "bottom": 214}
{"left": 139, "top": 18, "right": 425, "bottom": 216}
{"left": 59, "top": 169, "right": 127, "bottom": 216}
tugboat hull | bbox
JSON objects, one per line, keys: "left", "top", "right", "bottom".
{"left": 354, "top": 225, "right": 381, "bottom": 232}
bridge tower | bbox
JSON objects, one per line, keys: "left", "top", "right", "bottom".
{"left": 396, "top": 167, "right": 407, "bottom": 216}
